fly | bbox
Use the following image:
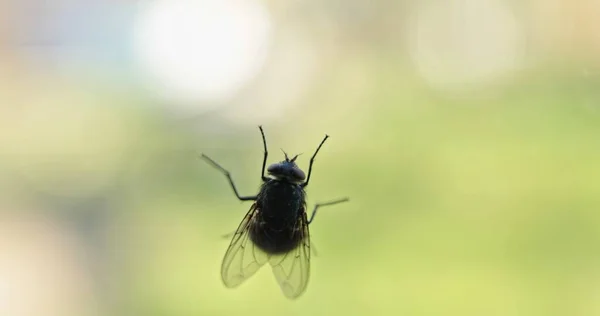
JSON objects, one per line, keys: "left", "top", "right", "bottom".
{"left": 200, "top": 126, "right": 348, "bottom": 299}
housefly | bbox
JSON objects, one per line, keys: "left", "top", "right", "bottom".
{"left": 200, "top": 126, "right": 348, "bottom": 299}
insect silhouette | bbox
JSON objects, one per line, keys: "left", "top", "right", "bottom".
{"left": 200, "top": 126, "right": 349, "bottom": 299}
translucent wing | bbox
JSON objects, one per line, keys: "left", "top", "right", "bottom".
{"left": 269, "top": 212, "right": 311, "bottom": 299}
{"left": 221, "top": 204, "right": 269, "bottom": 287}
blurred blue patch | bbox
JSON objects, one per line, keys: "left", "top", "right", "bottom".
{"left": 14, "top": 0, "right": 138, "bottom": 69}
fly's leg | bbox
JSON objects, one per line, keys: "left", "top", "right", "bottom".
{"left": 222, "top": 231, "right": 235, "bottom": 239}
{"left": 258, "top": 125, "right": 269, "bottom": 182}
{"left": 201, "top": 126, "right": 268, "bottom": 199}
{"left": 200, "top": 154, "right": 257, "bottom": 201}
{"left": 307, "top": 197, "right": 349, "bottom": 224}
{"left": 301, "top": 134, "right": 329, "bottom": 188}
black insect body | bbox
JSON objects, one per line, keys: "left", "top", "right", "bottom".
{"left": 250, "top": 177, "right": 306, "bottom": 255}
{"left": 201, "top": 126, "right": 348, "bottom": 299}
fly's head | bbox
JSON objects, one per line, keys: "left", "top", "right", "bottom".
{"left": 267, "top": 150, "right": 305, "bottom": 183}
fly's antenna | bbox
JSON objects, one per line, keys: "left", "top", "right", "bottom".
{"left": 280, "top": 148, "right": 290, "bottom": 161}
{"left": 291, "top": 153, "right": 303, "bottom": 162}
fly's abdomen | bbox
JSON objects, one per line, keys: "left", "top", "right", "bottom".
{"left": 250, "top": 223, "right": 303, "bottom": 254}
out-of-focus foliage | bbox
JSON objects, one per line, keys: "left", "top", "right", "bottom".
{"left": 0, "top": 1, "right": 599, "bottom": 316}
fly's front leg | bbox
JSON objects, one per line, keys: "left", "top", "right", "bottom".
{"left": 258, "top": 126, "right": 269, "bottom": 182}
{"left": 302, "top": 134, "right": 329, "bottom": 188}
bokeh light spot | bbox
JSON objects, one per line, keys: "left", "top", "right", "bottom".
{"left": 408, "top": 0, "right": 525, "bottom": 94}
{"left": 132, "top": 0, "right": 272, "bottom": 105}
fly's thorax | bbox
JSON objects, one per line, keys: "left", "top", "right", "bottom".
{"left": 257, "top": 179, "right": 306, "bottom": 218}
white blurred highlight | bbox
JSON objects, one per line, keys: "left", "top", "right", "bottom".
{"left": 132, "top": 0, "right": 271, "bottom": 105}
{"left": 408, "top": 0, "right": 524, "bottom": 94}
{"left": 223, "top": 28, "right": 319, "bottom": 124}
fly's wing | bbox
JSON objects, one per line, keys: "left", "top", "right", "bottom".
{"left": 221, "top": 203, "right": 269, "bottom": 288}
{"left": 269, "top": 212, "right": 311, "bottom": 299}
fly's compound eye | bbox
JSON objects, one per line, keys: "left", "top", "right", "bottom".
{"left": 268, "top": 162, "right": 306, "bottom": 182}
{"left": 291, "top": 168, "right": 305, "bottom": 181}
{"left": 267, "top": 163, "right": 282, "bottom": 175}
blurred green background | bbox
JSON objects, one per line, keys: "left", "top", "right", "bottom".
{"left": 1, "top": 0, "right": 600, "bottom": 315}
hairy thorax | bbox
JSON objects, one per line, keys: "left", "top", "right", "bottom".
{"left": 249, "top": 180, "right": 306, "bottom": 254}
